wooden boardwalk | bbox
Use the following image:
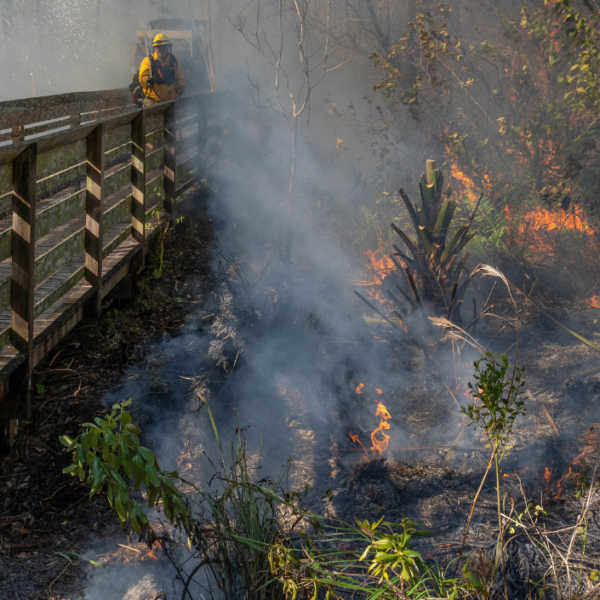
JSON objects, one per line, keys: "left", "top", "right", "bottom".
{"left": 0, "top": 89, "right": 228, "bottom": 425}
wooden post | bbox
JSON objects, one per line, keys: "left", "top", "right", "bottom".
{"left": 85, "top": 123, "right": 105, "bottom": 318}
{"left": 10, "top": 143, "right": 37, "bottom": 419}
{"left": 131, "top": 110, "right": 146, "bottom": 245}
{"left": 164, "top": 102, "right": 177, "bottom": 213}
{"left": 11, "top": 125, "right": 25, "bottom": 145}
{"left": 11, "top": 143, "right": 37, "bottom": 354}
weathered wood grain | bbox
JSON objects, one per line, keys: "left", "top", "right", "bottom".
{"left": 104, "top": 191, "right": 132, "bottom": 233}
{"left": 0, "top": 165, "right": 12, "bottom": 200}
{"left": 146, "top": 147, "right": 163, "bottom": 172}
{"left": 105, "top": 123, "right": 131, "bottom": 153}
{"left": 104, "top": 160, "right": 131, "bottom": 198}
{"left": 176, "top": 150, "right": 199, "bottom": 181}
{"left": 177, "top": 131, "right": 199, "bottom": 155}
{"left": 36, "top": 189, "right": 86, "bottom": 241}
{"left": 85, "top": 124, "right": 105, "bottom": 317}
{"left": 0, "top": 89, "right": 131, "bottom": 129}
{"left": 11, "top": 143, "right": 37, "bottom": 356}
{"left": 164, "top": 103, "right": 176, "bottom": 214}
{"left": 37, "top": 162, "right": 85, "bottom": 200}
{"left": 36, "top": 139, "right": 86, "bottom": 181}
{"left": 131, "top": 111, "right": 145, "bottom": 244}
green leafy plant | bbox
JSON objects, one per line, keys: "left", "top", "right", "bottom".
{"left": 145, "top": 224, "right": 171, "bottom": 280}
{"left": 268, "top": 514, "right": 486, "bottom": 600}
{"left": 461, "top": 353, "right": 527, "bottom": 460}
{"left": 59, "top": 400, "right": 189, "bottom": 534}
{"left": 200, "top": 176, "right": 218, "bottom": 193}
{"left": 460, "top": 352, "right": 528, "bottom": 595}
{"left": 60, "top": 399, "right": 286, "bottom": 600}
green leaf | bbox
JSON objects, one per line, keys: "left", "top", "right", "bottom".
{"left": 138, "top": 446, "right": 156, "bottom": 466}
{"left": 145, "top": 465, "right": 161, "bottom": 488}
{"left": 121, "top": 410, "right": 132, "bottom": 427}
{"left": 59, "top": 435, "right": 74, "bottom": 448}
{"left": 91, "top": 457, "right": 102, "bottom": 482}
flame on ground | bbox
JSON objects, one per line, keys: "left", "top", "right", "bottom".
{"left": 506, "top": 204, "right": 596, "bottom": 257}
{"left": 375, "top": 402, "right": 392, "bottom": 421}
{"left": 503, "top": 467, "right": 529, "bottom": 479}
{"left": 371, "top": 402, "right": 392, "bottom": 455}
{"left": 348, "top": 430, "right": 369, "bottom": 459}
{"left": 448, "top": 157, "right": 598, "bottom": 263}
{"left": 349, "top": 386, "right": 393, "bottom": 459}
{"left": 591, "top": 296, "right": 600, "bottom": 309}
{"left": 542, "top": 436, "right": 596, "bottom": 498}
{"left": 365, "top": 249, "right": 395, "bottom": 281}
{"left": 543, "top": 467, "right": 552, "bottom": 485}
{"left": 352, "top": 249, "right": 407, "bottom": 331}
{"left": 351, "top": 250, "right": 395, "bottom": 305}
{"left": 144, "top": 541, "right": 160, "bottom": 561}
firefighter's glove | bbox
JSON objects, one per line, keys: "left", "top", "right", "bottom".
{"left": 177, "top": 84, "right": 185, "bottom": 97}
{"left": 146, "top": 77, "right": 156, "bottom": 87}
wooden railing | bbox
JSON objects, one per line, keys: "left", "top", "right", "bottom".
{"left": 0, "top": 89, "right": 133, "bottom": 146}
{"left": 0, "top": 90, "right": 225, "bottom": 422}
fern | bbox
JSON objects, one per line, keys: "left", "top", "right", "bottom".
{"left": 473, "top": 196, "right": 508, "bottom": 254}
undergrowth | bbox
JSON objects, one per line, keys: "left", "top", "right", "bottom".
{"left": 60, "top": 362, "right": 599, "bottom": 600}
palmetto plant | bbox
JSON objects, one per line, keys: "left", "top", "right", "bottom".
{"left": 390, "top": 160, "right": 483, "bottom": 323}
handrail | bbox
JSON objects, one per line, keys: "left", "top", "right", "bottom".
{"left": 0, "top": 91, "right": 223, "bottom": 424}
{"left": 0, "top": 89, "right": 132, "bottom": 132}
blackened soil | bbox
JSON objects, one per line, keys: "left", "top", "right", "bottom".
{"left": 0, "top": 193, "right": 215, "bottom": 600}
{"left": 332, "top": 458, "right": 498, "bottom": 561}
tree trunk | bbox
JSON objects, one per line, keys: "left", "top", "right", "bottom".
{"left": 284, "top": 122, "right": 297, "bottom": 265}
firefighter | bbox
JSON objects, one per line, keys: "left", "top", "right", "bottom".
{"left": 139, "top": 33, "right": 185, "bottom": 106}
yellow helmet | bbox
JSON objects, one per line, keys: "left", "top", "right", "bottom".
{"left": 152, "top": 33, "right": 171, "bottom": 47}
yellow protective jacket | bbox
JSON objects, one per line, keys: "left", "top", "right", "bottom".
{"left": 139, "top": 51, "right": 185, "bottom": 102}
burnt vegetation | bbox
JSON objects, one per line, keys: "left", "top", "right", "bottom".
{"left": 5, "top": 0, "right": 600, "bottom": 599}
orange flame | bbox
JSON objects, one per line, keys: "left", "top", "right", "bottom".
{"left": 144, "top": 541, "right": 160, "bottom": 561}
{"left": 375, "top": 388, "right": 383, "bottom": 395}
{"left": 348, "top": 430, "right": 369, "bottom": 459}
{"left": 541, "top": 441, "right": 593, "bottom": 498}
{"left": 375, "top": 402, "right": 392, "bottom": 420}
{"left": 365, "top": 249, "right": 395, "bottom": 280}
{"left": 359, "top": 250, "right": 395, "bottom": 304}
{"left": 591, "top": 296, "right": 600, "bottom": 309}
{"left": 506, "top": 204, "right": 595, "bottom": 257}
{"left": 352, "top": 249, "right": 408, "bottom": 332}
{"left": 371, "top": 402, "right": 392, "bottom": 456}
{"left": 356, "top": 383, "right": 364, "bottom": 394}
{"left": 502, "top": 467, "right": 529, "bottom": 480}
{"left": 349, "top": 398, "right": 393, "bottom": 458}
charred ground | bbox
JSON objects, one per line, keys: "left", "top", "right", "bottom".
{"left": 0, "top": 192, "right": 215, "bottom": 599}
